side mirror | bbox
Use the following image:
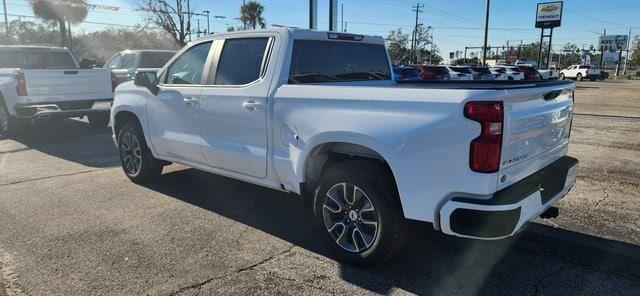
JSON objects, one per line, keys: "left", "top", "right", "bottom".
{"left": 134, "top": 71, "right": 159, "bottom": 95}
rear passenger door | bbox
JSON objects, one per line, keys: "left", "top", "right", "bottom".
{"left": 198, "top": 35, "right": 275, "bottom": 179}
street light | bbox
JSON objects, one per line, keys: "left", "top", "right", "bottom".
{"left": 202, "top": 10, "right": 210, "bottom": 34}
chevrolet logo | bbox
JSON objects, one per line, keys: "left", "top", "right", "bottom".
{"left": 540, "top": 5, "right": 559, "bottom": 12}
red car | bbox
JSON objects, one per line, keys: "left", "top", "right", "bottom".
{"left": 412, "top": 65, "right": 450, "bottom": 80}
{"left": 517, "top": 65, "right": 542, "bottom": 80}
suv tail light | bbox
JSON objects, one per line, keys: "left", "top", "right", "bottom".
{"left": 464, "top": 101, "right": 504, "bottom": 173}
{"left": 111, "top": 72, "right": 117, "bottom": 92}
{"left": 15, "top": 71, "right": 27, "bottom": 96}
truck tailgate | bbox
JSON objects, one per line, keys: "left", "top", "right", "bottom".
{"left": 498, "top": 83, "right": 574, "bottom": 189}
{"left": 24, "top": 69, "right": 113, "bottom": 103}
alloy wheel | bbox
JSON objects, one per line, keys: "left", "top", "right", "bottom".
{"left": 120, "top": 131, "right": 142, "bottom": 175}
{"left": 322, "top": 183, "right": 379, "bottom": 253}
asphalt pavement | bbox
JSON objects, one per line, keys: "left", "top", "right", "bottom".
{"left": 1, "top": 80, "right": 639, "bottom": 295}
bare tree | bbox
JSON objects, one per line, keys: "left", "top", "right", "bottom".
{"left": 138, "top": 0, "right": 191, "bottom": 46}
{"left": 30, "top": 0, "right": 88, "bottom": 47}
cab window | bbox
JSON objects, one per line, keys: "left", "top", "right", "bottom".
{"left": 164, "top": 42, "right": 212, "bottom": 85}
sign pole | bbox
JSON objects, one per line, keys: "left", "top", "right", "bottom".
{"left": 546, "top": 27, "right": 553, "bottom": 69}
{"left": 537, "top": 28, "right": 544, "bottom": 68}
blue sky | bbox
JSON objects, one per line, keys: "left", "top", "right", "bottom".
{"left": 5, "top": 0, "right": 639, "bottom": 57}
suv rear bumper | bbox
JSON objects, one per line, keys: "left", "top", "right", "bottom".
{"left": 14, "top": 100, "right": 112, "bottom": 119}
{"left": 439, "top": 156, "right": 579, "bottom": 240}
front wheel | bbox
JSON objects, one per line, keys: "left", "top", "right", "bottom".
{"left": 559, "top": 73, "right": 565, "bottom": 80}
{"left": 88, "top": 114, "right": 110, "bottom": 128}
{"left": 313, "top": 160, "right": 405, "bottom": 267}
{"left": 117, "top": 121, "right": 163, "bottom": 183}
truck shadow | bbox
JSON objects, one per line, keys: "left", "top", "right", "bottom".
{"left": 143, "top": 167, "right": 640, "bottom": 295}
{"left": 7, "top": 119, "right": 119, "bottom": 168}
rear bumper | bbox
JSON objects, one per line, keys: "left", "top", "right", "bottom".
{"left": 14, "top": 99, "right": 112, "bottom": 119}
{"left": 439, "top": 156, "right": 579, "bottom": 240}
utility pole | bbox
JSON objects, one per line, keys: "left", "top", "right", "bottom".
{"left": 243, "top": 0, "right": 247, "bottom": 30}
{"left": 329, "top": 0, "right": 338, "bottom": 31}
{"left": 481, "top": 0, "right": 490, "bottom": 66}
{"left": 428, "top": 26, "right": 434, "bottom": 64}
{"left": 202, "top": 10, "right": 210, "bottom": 34}
{"left": 309, "top": 0, "right": 317, "bottom": 30}
{"left": 623, "top": 28, "right": 632, "bottom": 76}
{"left": 340, "top": 2, "right": 343, "bottom": 32}
{"left": 187, "top": 0, "right": 191, "bottom": 41}
{"left": 410, "top": 3, "right": 423, "bottom": 65}
{"left": 2, "top": 0, "right": 8, "bottom": 38}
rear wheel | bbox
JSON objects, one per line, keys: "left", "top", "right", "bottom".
{"left": 313, "top": 160, "right": 405, "bottom": 267}
{"left": 0, "top": 100, "right": 26, "bottom": 138}
{"left": 117, "top": 121, "right": 163, "bottom": 183}
{"left": 88, "top": 113, "right": 110, "bottom": 128}
{"left": 576, "top": 73, "right": 583, "bottom": 81}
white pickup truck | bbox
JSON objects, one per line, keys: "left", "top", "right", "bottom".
{"left": 559, "top": 65, "right": 601, "bottom": 81}
{"left": 0, "top": 45, "right": 114, "bottom": 137}
{"left": 111, "top": 28, "right": 578, "bottom": 267}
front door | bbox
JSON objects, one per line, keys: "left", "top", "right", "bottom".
{"left": 198, "top": 36, "right": 274, "bottom": 178}
{"left": 147, "top": 41, "right": 213, "bottom": 165}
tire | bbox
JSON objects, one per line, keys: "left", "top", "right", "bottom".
{"left": 0, "top": 99, "right": 27, "bottom": 138}
{"left": 117, "top": 121, "right": 163, "bottom": 183}
{"left": 559, "top": 73, "right": 565, "bottom": 80}
{"left": 313, "top": 160, "right": 405, "bottom": 267}
{"left": 508, "top": 76, "right": 514, "bottom": 81}
{"left": 88, "top": 113, "right": 110, "bottom": 128}
{"left": 576, "top": 73, "right": 583, "bottom": 81}
{"left": 590, "top": 78, "right": 597, "bottom": 82}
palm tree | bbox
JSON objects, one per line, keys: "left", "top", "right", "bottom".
{"left": 240, "top": 1, "right": 266, "bottom": 30}
{"left": 30, "top": 0, "right": 88, "bottom": 47}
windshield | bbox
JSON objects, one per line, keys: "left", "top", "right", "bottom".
{"left": 289, "top": 40, "right": 391, "bottom": 84}
{"left": 139, "top": 51, "right": 176, "bottom": 68}
{"left": 0, "top": 50, "right": 77, "bottom": 69}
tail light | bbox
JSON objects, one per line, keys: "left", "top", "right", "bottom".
{"left": 15, "top": 71, "right": 27, "bottom": 96}
{"left": 111, "top": 72, "right": 117, "bottom": 92}
{"left": 464, "top": 101, "right": 504, "bottom": 173}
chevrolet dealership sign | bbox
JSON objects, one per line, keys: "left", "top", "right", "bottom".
{"left": 535, "top": 2, "right": 563, "bottom": 28}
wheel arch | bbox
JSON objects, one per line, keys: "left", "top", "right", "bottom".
{"left": 299, "top": 137, "right": 403, "bottom": 217}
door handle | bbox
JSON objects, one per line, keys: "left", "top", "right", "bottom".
{"left": 242, "top": 101, "right": 263, "bottom": 110}
{"left": 184, "top": 97, "right": 198, "bottom": 106}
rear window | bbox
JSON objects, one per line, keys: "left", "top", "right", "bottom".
{"left": 471, "top": 67, "right": 492, "bottom": 74}
{"left": 140, "top": 52, "right": 176, "bottom": 68}
{"left": 451, "top": 67, "right": 474, "bottom": 74}
{"left": 289, "top": 40, "right": 391, "bottom": 84}
{"left": 0, "top": 50, "right": 77, "bottom": 69}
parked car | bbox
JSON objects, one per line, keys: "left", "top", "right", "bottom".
{"left": 600, "top": 71, "right": 609, "bottom": 80}
{"left": 514, "top": 59, "right": 539, "bottom": 69}
{"left": 112, "top": 28, "right": 578, "bottom": 267}
{"left": 392, "top": 66, "right": 420, "bottom": 81}
{"left": 493, "top": 66, "right": 525, "bottom": 80}
{"left": 517, "top": 65, "right": 542, "bottom": 80}
{"left": 412, "top": 65, "right": 450, "bottom": 80}
{"left": 489, "top": 67, "right": 509, "bottom": 80}
{"left": 445, "top": 66, "right": 473, "bottom": 80}
{"left": 105, "top": 50, "right": 177, "bottom": 86}
{"left": 559, "top": 65, "right": 601, "bottom": 81}
{"left": 0, "top": 45, "right": 115, "bottom": 136}
{"left": 539, "top": 68, "right": 560, "bottom": 80}
{"left": 469, "top": 66, "right": 494, "bottom": 80}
